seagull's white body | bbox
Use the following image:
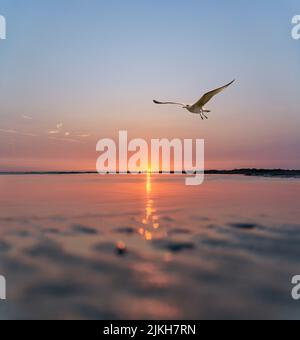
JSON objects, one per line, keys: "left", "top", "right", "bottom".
{"left": 153, "top": 80, "right": 235, "bottom": 119}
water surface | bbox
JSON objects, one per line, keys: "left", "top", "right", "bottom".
{"left": 0, "top": 174, "right": 300, "bottom": 319}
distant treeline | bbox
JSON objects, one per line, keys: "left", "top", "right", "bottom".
{"left": 0, "top": 169, "right": 300, "bottom": 177}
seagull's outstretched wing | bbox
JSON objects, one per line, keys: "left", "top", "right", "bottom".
{"left": 191, "top": 80, "right": 235, "bottom": 109}
{"left": 153, "top": 100, "right": 185, "bottom": 107}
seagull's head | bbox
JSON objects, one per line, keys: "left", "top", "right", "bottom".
{"left": 183, "top": 105, "right": 190, "bottom": 109}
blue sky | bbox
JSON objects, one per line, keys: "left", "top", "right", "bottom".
{"left": 0, "top": 0, "right": 299, "bottom": 170}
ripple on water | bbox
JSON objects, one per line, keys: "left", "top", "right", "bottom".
{"left": 169, "top": 228, "right": 192, "bottom": 235}
{"left": 71, "top": 224, "right": 98, "bottom": 235}
{"left": 153, "top": 240, "right": 195, "bottom": 253}
{"left": 229, "top": 223, "right": 258, "bottom": 230}
{"left": 113, "top": 227, "right": 137, "bottom": 235}
{"left": 0, "top": 240, "right": 12, "bottom": 253}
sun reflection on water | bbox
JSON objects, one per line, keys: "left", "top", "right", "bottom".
{"left": 139, "top": 173, "right": 163, "bottom": 241}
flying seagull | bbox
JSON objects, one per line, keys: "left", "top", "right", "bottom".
{"left": 153, "top": 80, "right": 235, "bottom": 119}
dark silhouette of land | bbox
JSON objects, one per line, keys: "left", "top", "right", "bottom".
{"left": 205, "top": 169, "right": 300, "bottom": 177}
{"left": 0, "top": 169, "right": 300, "bottom": 178}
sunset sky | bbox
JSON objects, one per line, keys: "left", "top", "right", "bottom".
{"left": 0, "top": 0, "right": 299, "bottom": 171}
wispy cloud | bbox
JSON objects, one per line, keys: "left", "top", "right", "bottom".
{"left": 48, "top": 130, "right": 60, "bottom": 135}
{"left": 49, "top": 136, "right": 79, "bottom": 143}
{"left": 22, "top": 115, "right": 33, "bottom": 120}
{"left": 21, "top": 132, "right": 38, "bottom": 137}
{"left": 0, "top": 129, "right": 38, "bottom": 137}
{"left": 0, "top": 129, "right": 17, "bottom": 134}
{"left": 1, "top": 125, "right": 91, "bottom": 143}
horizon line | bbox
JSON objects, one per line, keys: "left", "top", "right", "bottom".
{"left": 0, "top": 168, "right": 300, "bottom": 176}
